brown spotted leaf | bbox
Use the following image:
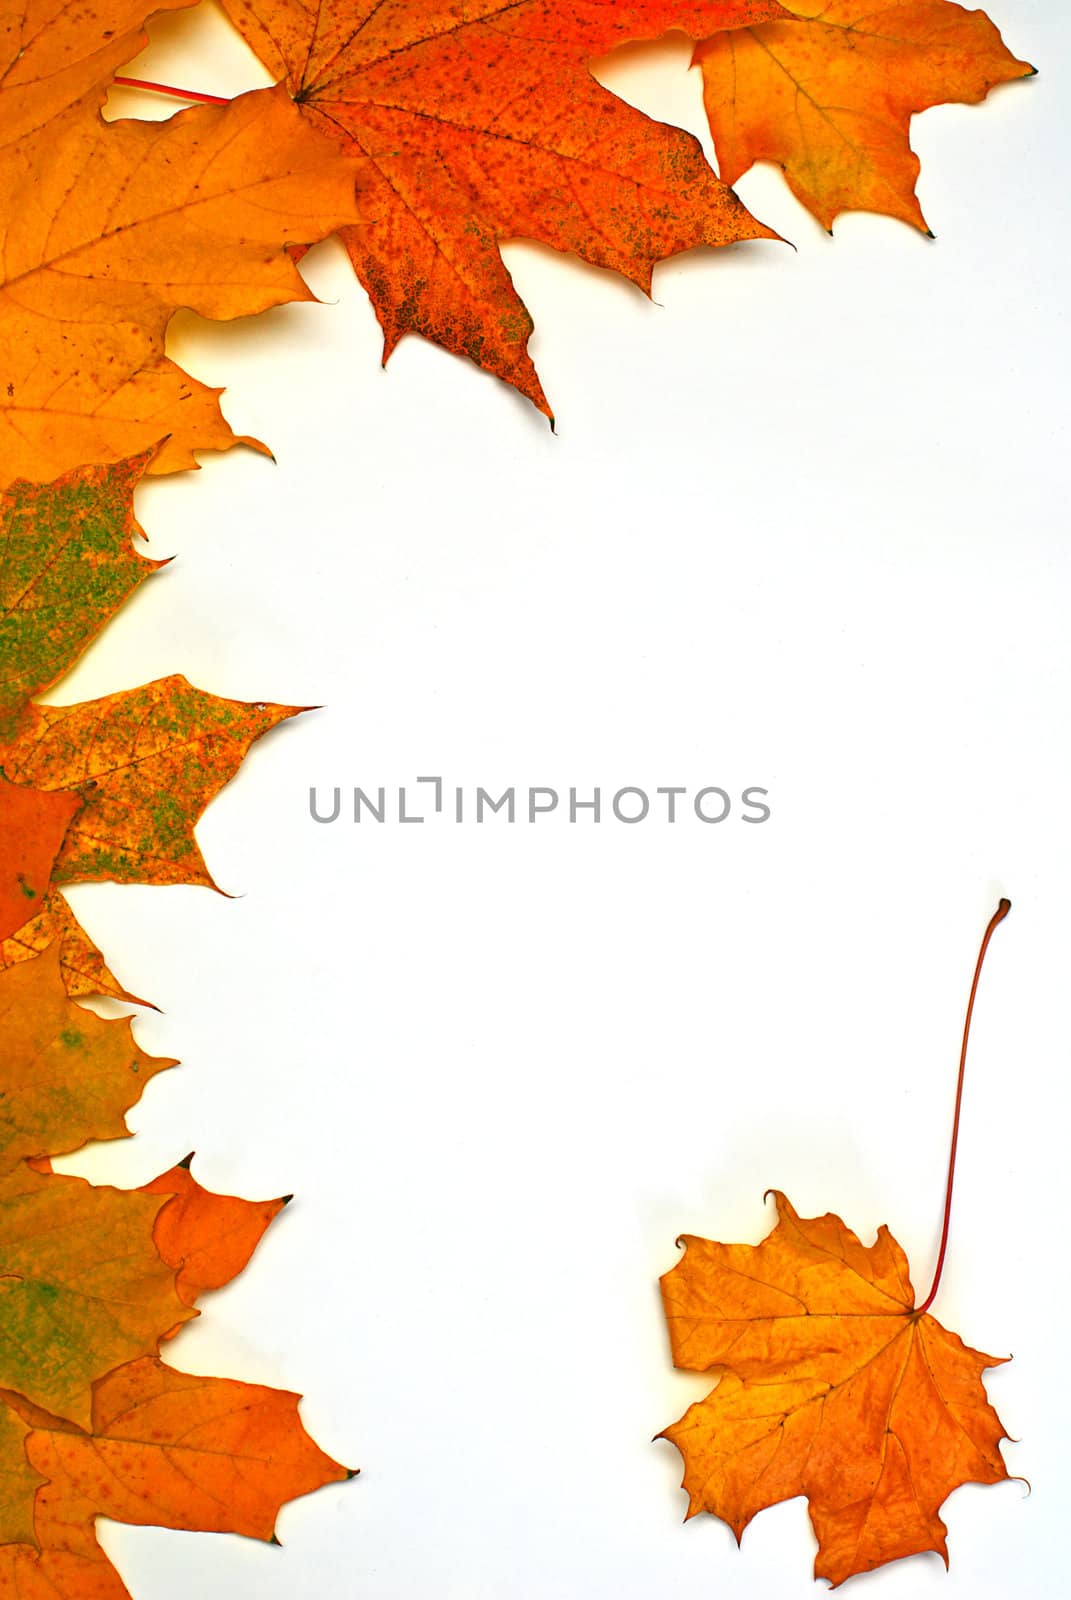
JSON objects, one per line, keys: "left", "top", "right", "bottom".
{"left": 0, "top": 676, "right": 303, "bottom": 889}
{"left": 21, "top": 1358, "right": 349, "bottom": 1568}
{"left": 217, "top": 0, "right": 790, "bottom": 418}
{"left": 0, "top": 452, "right": 163, "bottom": 741}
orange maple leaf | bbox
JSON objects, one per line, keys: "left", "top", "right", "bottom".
{"left": 0, "top": 0, "right": 361, "bottom": 488}
{"left": 0, "top": 1150, "right": 349, "bottom": 1598}
{"left": 659, "top": 902, "right": 1015, "bottom": 1584}
{"left": 143, "top": 1157, "right": 291, "bottom": 1305}
{"left": 695, "top": 0, "right": 1034, "bottom": 232}
{"left": 0, "top": 1357, "right": 349, "bottom": 1599}
{"left": 215, "top": 0, "right": 790, "bottom": 418}
{"left": 660, "top": 1191, "right": 1010, "bottom": 1585}
{"left": 0, "top": 945, "right": 187, "bottom": 1441}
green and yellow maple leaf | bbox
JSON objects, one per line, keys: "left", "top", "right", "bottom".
{"left": 1, "top": 454, "right": 304, "bottom": 997}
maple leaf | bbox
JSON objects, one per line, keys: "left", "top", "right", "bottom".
{"left": 660, "top": 1191, "right": 1011, "bottom": 1583}
{"left": 0, "top": 2, "right": 362, "bottom": 488}
{"left": 0, "top": 1156, "right": 347, "bottom": 1597}
{"left": 0, "top": 453, "right": 162, "bottom": 996}
{"left": 0, "top": 886, "right": 150, "bottom": 1006}
{"left": 142, "top": 1157, "right": 290, "bottom": 1305}
{"left": 694, "top": 1, "right": 1034, "bottom": 232}
{"left": 0, "top": 1357, "right": 349, "bottom": 1599}
{"left": 2, "top": 676, "right": 302, "bottom": 888}
{"left": 0, "top": 944, "right": 174, "bottom": 1174}
{"left": 1, "top": 455, "right": 304, "bottom": 1002}
{"left": 0, "top": 968, "right": 346, "bottom": 1593}
{"left": 658, "top": 901, "right": 1015, "bottom": 1585}
{"left": 216, "top": 0, "right": 791, "bottom": 419}
{"left": 0, "top": 1161, "right": 192, "bottom": 1428}
{"left": 0, "top": 452, "right": 163, "bottom": 741}
{"left": 0, "top": 976, "right": 184, "bottom": 1435}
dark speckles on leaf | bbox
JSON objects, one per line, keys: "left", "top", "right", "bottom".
{"left": 2, "top": 676, "right": 304, "bottom": 889}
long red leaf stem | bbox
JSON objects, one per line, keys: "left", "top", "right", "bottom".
{"left": 916, "top": 897, "right": 1011, "bottom": 1316}
{"left": 113, "top": 76, "right": 230, "bottom": 107}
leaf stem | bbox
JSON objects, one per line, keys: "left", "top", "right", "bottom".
{"left": 916, "top": 898, "right": 1011, "bottom": 1316}
{"left": 112, "top": 76, "right": 231, "bottom": 107}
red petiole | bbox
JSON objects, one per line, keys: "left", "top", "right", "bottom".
{"left": 112, "top": 76, "right": 230, "bottom": 107}
{"left": 916, "top": 897, "right": 1011, "bottom": 1316}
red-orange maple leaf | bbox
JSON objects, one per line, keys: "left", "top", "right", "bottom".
{"left": 216, "top": 0, "right": 790, "bottom": 417}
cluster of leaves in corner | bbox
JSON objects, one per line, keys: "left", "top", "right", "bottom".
{"left": 211, "top": 0, "right": 1032, "bottom": 421}
{"left": 1, "top": 1, "right": 1032, "bottom": 464}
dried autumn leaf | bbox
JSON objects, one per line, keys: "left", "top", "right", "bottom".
{"left": 0, "top": 1161, "right": 345, "bottom": 1597}
{"left": 0, "top": 998, "right": 346, "bottom": 1595}
{"left": 660, "top": 1191, "right": 1010, "bottom": 1585}
{"left": 217, "top": 0, "right": 789, "bottom": 418}
{"left": 0, "top": 452, "right": 163, "bottom": 739}
{"left": 0, "top": 1164, "right": 191, "bottom": 1427}
{"left": 0, "top": 47, "right": 361, "bottom": 486}
{"left": 695, "top": 1, "right": 1034, "bottom": 232}
{"left": 31, "top": 1356, "right": 348, "bottom": 1539}
{"left": 1, "top": 455, "right": 300, "bottom": 1000}
{"left": 144, "top": 1158, "right": 290, "bottom": 1304}
{"left": 0, "top": 1356, "right": 348, "bottom": 1598}
{"left": 3, "top": 1357, "right": 348, "bottom": 1594}
{"left": 1, "top": 676, "right": 303, "bottom": 889}
{"left": 0, "top": 945, "right": 173, "bottom": 1173}
{"left": 0, "top": 886, "right": 149, "bottom": 1006}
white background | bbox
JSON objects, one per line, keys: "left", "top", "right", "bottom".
{"left": 48, "top": 1, "right": 1070, "bottom": 1595}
